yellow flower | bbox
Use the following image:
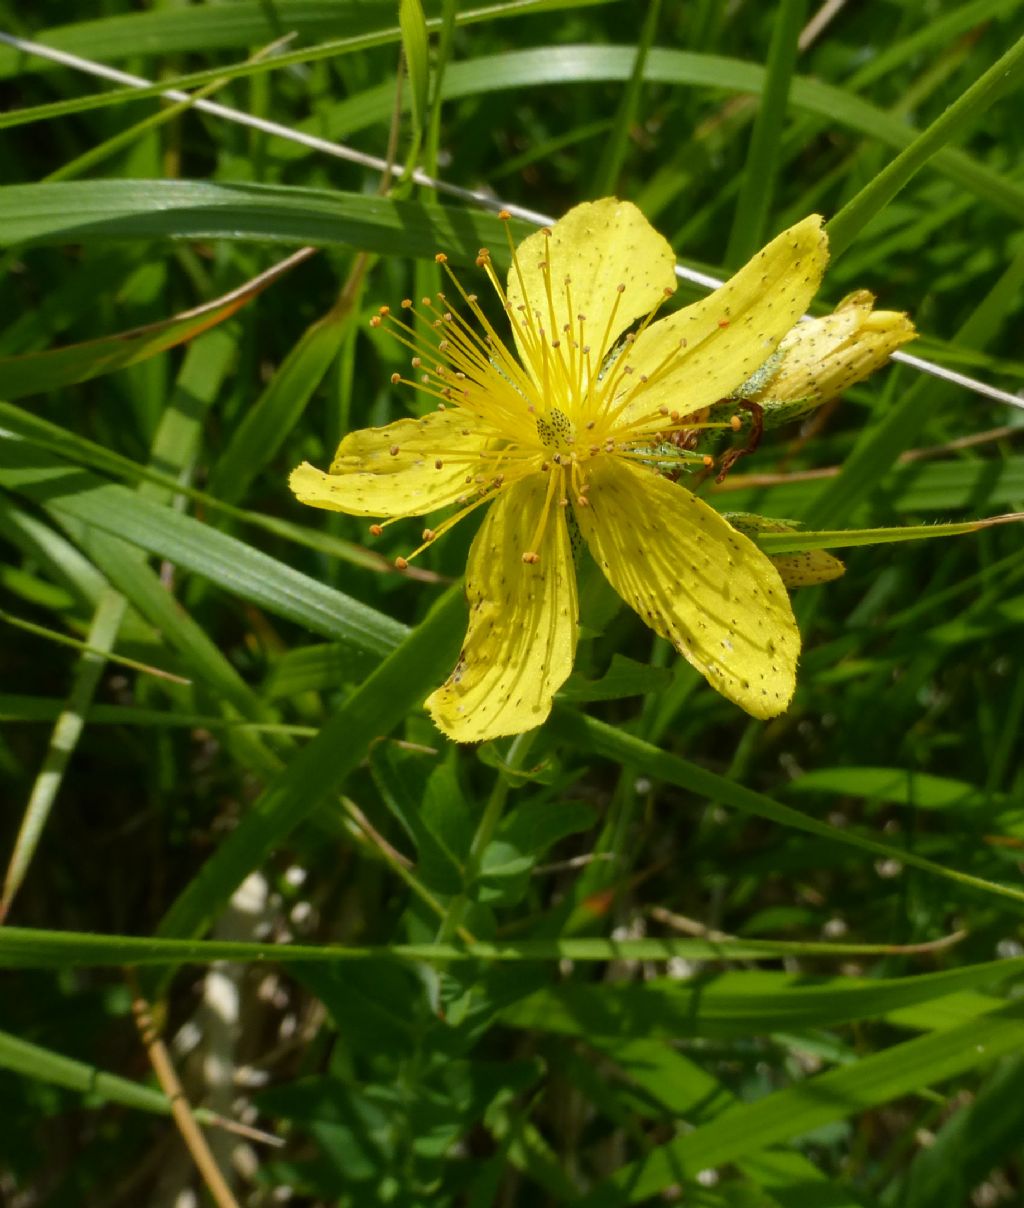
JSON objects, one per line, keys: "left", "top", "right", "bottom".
{"left": 291, "top": 199, "right": 831, "bottom": 743}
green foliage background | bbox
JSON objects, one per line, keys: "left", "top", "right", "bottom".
{"left": 1, "top": 1, "right": 1024, "bottom": 1204}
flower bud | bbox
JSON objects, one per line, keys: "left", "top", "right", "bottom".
{"left": 749, "top": 290, "right": 916, "bottom": 423}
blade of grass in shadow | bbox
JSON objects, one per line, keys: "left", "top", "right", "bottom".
{"left": 0, "top": 402, "right": 428, "bottom": 581}
{"left": 0, "top": 695, "right": 316, "bottom": 734}
{"left": 0, "top": 441, "right": 409, "bottom": 656}
{"left": 0, "top": 604, "right": 184, "bottom": 684}
{"left": 725, "top": 0, "right": 805, "bottom": 264}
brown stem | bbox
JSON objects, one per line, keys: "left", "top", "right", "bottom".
{"left": 126, "top": 972, "right": 242, "bottom": 1208}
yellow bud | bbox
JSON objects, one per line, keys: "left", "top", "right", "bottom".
{"left": 752, "top": 290, "right": 916, "bottom": 411}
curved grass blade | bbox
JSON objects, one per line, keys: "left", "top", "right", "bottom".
{"left": 0, "top": 250, "right": 311, "bottom": 399}
{"left": 0, "top": 182, "right": 525, "bottom": 262}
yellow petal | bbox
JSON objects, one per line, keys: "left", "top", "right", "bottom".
{"left": 770, "top": 550, "right": 845, "bottom": 588}
{"left": 506, "top": 198, "right": 676, "bottom": 388}
{"left": 289, "top": 410, "right": 492, "bottom": 519}
{"left": 427, "top": 474, "right": 578, "bottom": 742}
{"left": 722, "top": 512, "right": 846, "bottom": 588}
{"left": 612, "top": 215, "right": 829, "bottom": 431}
{"left": 575, "top": 457, "right": 800, "bottom": 718}
{"left": 754, "top": 289, "right": 916, "bottom": 412}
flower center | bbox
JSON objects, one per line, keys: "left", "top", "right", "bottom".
{"left": 535, "top": 406, "right": 575, "bottom": 453}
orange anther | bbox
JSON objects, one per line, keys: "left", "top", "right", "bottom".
{"left": 435, "top": 252, "right": 448, "bottom": 264}
{"left": 369, "top": 524, "right": 383, "bottom": 537}
{"left": 522, "top": 551, "right": 540, "bottom": 564}
{"left": 389, "top": 445, "right": 400, "bottom": 456}
{"left": 395, "top": 557, "right": 409, "bottom": 570}
{"left": 390, "top": 373, "right": 401, "bottom": 384}
{"left": 498, "top": 210, "right": 512, "bottom": 221}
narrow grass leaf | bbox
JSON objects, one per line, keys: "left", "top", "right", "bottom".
{"left": 209, "top": 299, "right": 350, "bottom": 505}
{"left": 587, "top": 0, "right": 661, "bottom": 197}
{"left": 0, "top": 591, "right": 126, "bottom": 921}
{"left": 725, "top": 0, "right": 806, "bottom": 263}
{"left": 786, "top": 767, "right": 1007, "bottom": 812}
{"left": 0, "top": 1028, "right": 178, "bottom": 1116}
{"left": 400, "top": 0, "right": 431, "bottom": 138}
{"left": 827, "top": 34, "right": 1024, "bottom": 258}
{"left": 0, "top": 927, "right": 996, "bottom": 970}
{"left": 754, "top": 514, "right": 1024, "bottom": 554}
{"left": 0, "top": 251, "right": 308, "bottom": 399}
{"left": 500, "top": 963, "right": 1024, "bottom": 1041}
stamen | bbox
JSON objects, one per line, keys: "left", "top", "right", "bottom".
{"left": 522, "top": 464, "right": 562, "bottom": 563}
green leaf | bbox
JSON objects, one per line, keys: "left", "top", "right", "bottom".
{"left": 725, "top": 0, "right": 806, "bottom": 262}
{"left": 0, "top": 927, "right": 978, "bottom": 971}
{"left": 786, "top": 767, "right": 1008, "bottom": 813}
{"left": 208, "top": 296, "right": 351, "bottom": 505}
{"left": 500, "top": 964, "right": 1022, "bottom": 1041}
{"left": 0, "top": 1028, "right": 173, "bottom": 1116}
{"left": 559, "top": 653, "right": 672, "bottom": 701}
